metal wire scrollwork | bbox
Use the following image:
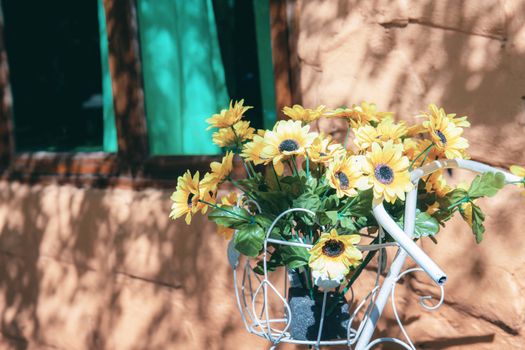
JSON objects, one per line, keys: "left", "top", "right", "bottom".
{"left": 228, "top": 159, "right": 522, "bottom": 349}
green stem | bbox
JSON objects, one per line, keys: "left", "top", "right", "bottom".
{"left": 344, "top": 237, "right": 380, "bottom": 293}
{"left": 291, "top": 155, "right": 299, "bottom": 176}
{"left": 446, "top": 196, "right": 471, "bottom": 210}
{"left": 305, "top": 155, "right": 310, "bottom": 178}
{"left": 230, "top": 125, "right": 240, "bottom": 149}
{"left": 409, "top": 143, "right": 434, "bottom": 170}
{"left": 199, "top": 200, "right": 252, "bottom": 222}
{"left": 340, "top": 196, "right": 357, "bottom": 214}
{"left": 271, "top": 163, "right": 282, "bottom": 191}
{"left": 227, "top": 176, "right": 256, "bottom": 200}
{"left": 247, "top": 162, "right": 257, "bottom": 177}
{"left": 343, "top": 123, "right": 351, "bottom": 149}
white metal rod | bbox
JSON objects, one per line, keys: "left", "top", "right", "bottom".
{"left": 354, "top": 187, "right": 418, "bottom": 350}
{"left": 373, "top": 203, "right": 448, "bottom": 285}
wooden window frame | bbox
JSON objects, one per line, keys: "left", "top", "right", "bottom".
{"left": 0, "top": 0, "right": 292, "bottom": 189}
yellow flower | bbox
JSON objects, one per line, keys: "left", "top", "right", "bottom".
{"left": 307, "top": 134, "right": 346, "bottom": 164}
{"left": 353, "top": 118, "right": 407, "bottom": 151}
{"left": 206, "top": 99, "right": 253, "bottom": 129}
{"left": 217, "top": 225, "right": 235, "bottom": 240}
{"left": 326, "top": 155, "right": 370, "bottom": 198}
{"left": 261, "top": 120, "right": 317, "bottom": 175}
{"left": 406, "top": 123, "right": 427, "bottom": 137}
{"left": 456, "top": 182, "right": 474, "bottom": 226}
{"left": 170, "top": 171, "right": 210, "bottom": 224}
{"left": 220, "top": 191, "right": 239, "bottom": 206}
{"left": 424, "top": 171, "right": 452, "bottom": 198}
{"left": 309, "top": 229, "right": 362, "bottom": 290}
{"left": 352, "top": 101, "right": 394, "bottom": 126}
{"left": 427, "top": 103, "right": 470, "bottom": 128}
{"left": 324, "top": 107, "right": 353, "bottom": 119}
{"left": 212, "top": 120, "right": 255, "bottom": 148}
{"left": 421, "top": 104, "right": 469, "bottom": 159}
{"left": 510, "top": 165, "right": 525, "bottom": 196}
{"left": 363, "top": 141, "right": 414, "bottom": 204}
{"left": 241, "top": 133, "right": 268, "bottom": 165}
{"left": 201, "top": 152, "right": 234, "bottom": 190}
{"left": 510, "top": 165, "right": 525, "bottom": 179}
{"left": 403, "top": 138, "right": 420, "bottom": 161}
{"left": 283, "top": 104, "right": 326, "bottom": 123}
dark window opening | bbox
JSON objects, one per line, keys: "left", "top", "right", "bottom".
{"left": 2, "top": 1, "right": 105, "bottom": 152}
{"left": 212, "top": 0, "right": 264, "bottom": 130}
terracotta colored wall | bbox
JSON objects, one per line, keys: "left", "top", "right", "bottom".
{"left": 286, "top": 0, "right": 525, "bottom": 348}
{"left": 2, "top": 1, "right": 525, "bottom": 349}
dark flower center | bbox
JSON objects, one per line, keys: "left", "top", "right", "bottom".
{"left": 436, "top": 130, "right": 447, "bottom": 145}
{"left": 187, "top": 193, "right": 195, "bottom": 207}
{"left": 322, "top": 239, "right": 345, "bottom": 257}
{"left": 336, "top": 171, "right": 350, "bottom": 189}
{"left": 374, "top": 164, "right": 394, "bottom": 184}
{"left": 278, "top": 139, "right": 299, "bottom": 153}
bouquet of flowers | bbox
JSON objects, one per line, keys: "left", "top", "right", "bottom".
{"left": 169, "top": 100, "right": 525, "bottom": 293}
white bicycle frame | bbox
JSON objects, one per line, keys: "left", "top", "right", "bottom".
{"left": 228, "top": 158, "right": 521, "bottom": 349}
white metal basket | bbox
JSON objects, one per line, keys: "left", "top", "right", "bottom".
{"left": 228, "top": 159, "right": 521, "bottom": 349}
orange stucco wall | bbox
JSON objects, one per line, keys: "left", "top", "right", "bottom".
{"left": 2, "top": 1, "right": 525, "bottom": 349}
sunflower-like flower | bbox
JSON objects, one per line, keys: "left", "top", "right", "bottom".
{"left": 326, "top": 155, "right": 370, "bottom": 198}
{"left": 212, "top": 121, "right": 255, "bottom": 148}
{"left": 352, "top": 101, "right": 393, "bottom": 126}
{"left": 170, "top": 171, "right": 212, "bottom": 224}
{"left": 206, "top": 99, "right": 253, "bottom": 129}
{"left": 353, "top": 118, "right": 407, "bottom": 151}
{"left": 307, "top": 134, "right": 346, "bottom": 164}
{"left": 220, "top": 191, "right": 239, "bottom": 207}
{"left": 309, "top": 229, "right": 362, "bottom": 290}
{"left": 283, "top": 104, "right": 326, "bottom": 123}
{"left": 363, "top": 141, "right": 413, "bottom": 204}
{"left": 241, "top": 132, "right": 268, "bottom": 165}
{"left": 427, "top": 103, "right": 471, "bottom": 128}
{"left": 261, "top": 120, "right": 317, "bottom": 175}
{"left": 424, "top": 171, "right": 452, "bottom": 198}
{"left": 510, "top": 165, "right": 525, "bottom": 196}
{"left": 421, "top": 104, "right": 469, "bottom": 159}
{"left": 201, "top": 152, "right": 234, "bottom": 190}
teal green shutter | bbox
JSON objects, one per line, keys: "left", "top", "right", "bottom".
{"left": 97, "top": 0, "right": 118, "bottom": 152}
{"left": 137, "top": 0, "right": 228, "bottom": 155}
{"left": 253, "top": 0, "right": 277, "bottom": 129}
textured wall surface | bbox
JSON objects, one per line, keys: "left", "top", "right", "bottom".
{"left": 1, "top": 0, "right": 525, "bottom": 349}
{"left": 286, "top": 0, "right": 525, "bottom": 348}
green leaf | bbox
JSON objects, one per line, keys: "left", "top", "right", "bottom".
{"left": 292, "top": 192, "right": 321, "bottom": 210}
{"left": 470, "top": 203, "right": 486, "bottom": 243}
{"left": 340, "top": 216, "right": 357, "bottom": 231}
{"left": 233, "top": 222, "right": 266, "bottom": 257}
{"left": 325, "top": 211, "right": 339, "bottom": 225}
{"left": 468, "top": 172, "right": 505, "bottom": 199}
{"left": 207, "top": 206, "right": 251, "bottom": 228}
{"left": 255, "top": 191, "right": 290, "bottom": 214}
{"left": 280, "top": 245, "right": 310, "bottom": 269}
{"left": 253, "top": 251, "right": 283, "bottom": 275}
{"left": 413, "top": 211, "right": 440, "bottom": 238}
{"left": 292, "top": 192, "right": 321, "bottom": 225}
{"left": 323, "top": 194, "right": 340, "bottom": 210}
{"left": 439, "top": 188, "right": 468, "bottom": 208}
{"left": 345, "top": 189, "right": 373, "bottom": 217}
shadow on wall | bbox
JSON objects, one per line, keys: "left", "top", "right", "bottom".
{"left": 288, "top": 0, "right": 525, "bottom": 165}
{"left": 0, "top": 178, "right": 255, "bottom": 350}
